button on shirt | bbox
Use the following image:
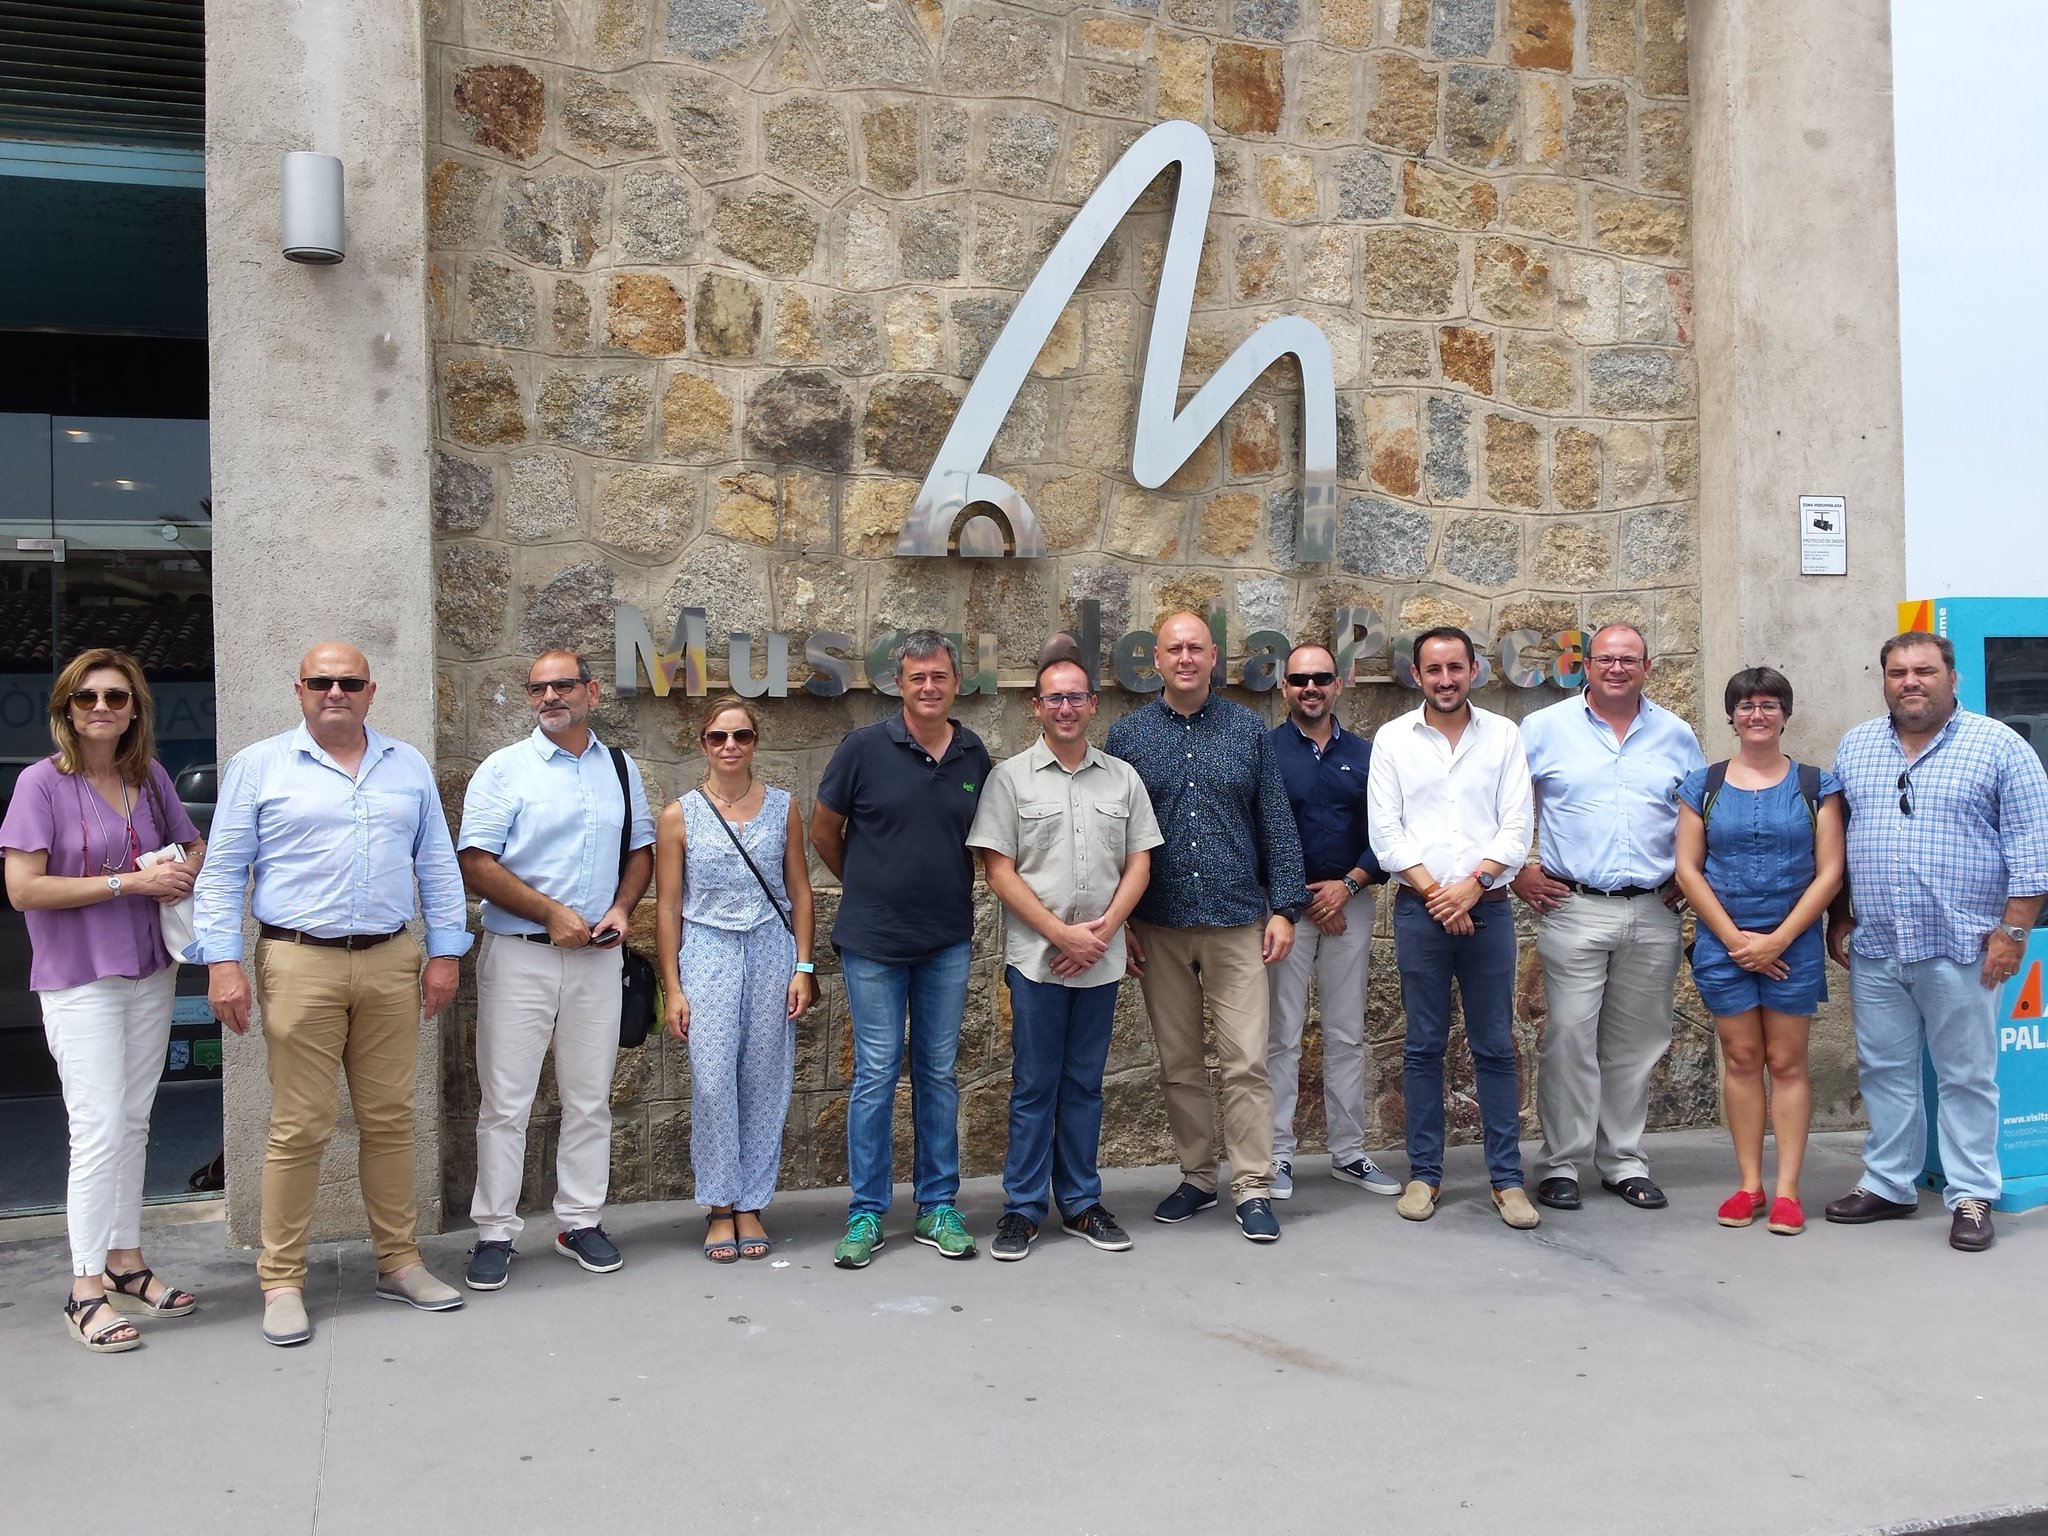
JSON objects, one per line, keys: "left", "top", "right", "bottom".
{"left": 1105, "top": 694, "right": 1307, "bottom": 929}
{"left": 1834, "top": 707, "right": 2048, "bottom": 964}
{"left": 1520, "top": 692, "right": 1704, "bottom": 889}
{"left": 966, "top": 740, "right": 1164, "bottom": 987}
{"left": 1367, "top": 705, "right": 1533, "bottom": 888}
{"left": 457, "top": 728, "right": 655, "bottom": 935}
{"left": 190, "top": 723, "right": 471, "bottom": 962}
{"left": 1270, "top": 719, "right": 1384, "bottom": 884}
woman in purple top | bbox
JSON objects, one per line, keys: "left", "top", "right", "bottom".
{"left": 1, "top": 648, "right": 207, "bottom": 1352}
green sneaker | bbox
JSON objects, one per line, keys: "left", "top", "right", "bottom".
{"left": 833, "top": 1212, "right": 884, "bottom": 1270}
{"left": 913, "top": 1205, "right": 977, "bottom": 1260}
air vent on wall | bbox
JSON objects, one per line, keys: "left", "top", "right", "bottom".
{"left": 0, "top": 1, "right": 203, "bottom": 149}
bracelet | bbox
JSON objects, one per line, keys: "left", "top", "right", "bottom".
{"left": 793, "top": 961, "right": 815, "bottom": 974}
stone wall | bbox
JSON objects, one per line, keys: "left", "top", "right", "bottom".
{"left": 423, "top": 0, "right": 1704, "bottom": 1212}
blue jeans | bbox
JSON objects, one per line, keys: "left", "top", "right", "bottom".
{"left": 1394, "top": 891, "right": 1524, "bottom": 1189}
{"left": 1848, "top": 952, "right": 2000, "bottom": 1207}
{"left": 841, "top": 942, "right": 971, "bottom": 1218}
{"left": 1001, "top": 969, "right": 1119, "bottom": 1227}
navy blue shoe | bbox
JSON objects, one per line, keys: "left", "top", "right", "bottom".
{"left": 554, "top": 1226, "right": 623, "bottom": 1273}
{"left": 1153, "top": 1183, "right": 1219, "bottom": 1224}
{"left": 464, "top": 1240, "right": 514, "bottom": 1291}
{"left": 1235, "top": 1198, "right": 1281, "bottom": 1243}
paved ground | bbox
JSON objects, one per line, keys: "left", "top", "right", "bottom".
{"left": 3, "top": 1128, "right": 2042, "bottom": 1536}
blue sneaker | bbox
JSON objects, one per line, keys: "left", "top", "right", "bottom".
{"left": 1331, "top": 1156, "right": 1402, "bottom": 1196}
{"left": 1235, "top": 1197, "right": 1281, "bottom": 1243}
{"left": 1271, "top": 1159, "right": 1294, "bottom": 1200}
{"left": 1153, "top": 1183, "right": 1219, "bottom": 1223}
{"left": 464, "top": 1240, "right": 514, "bottom": 1291}
{"left": 554, "top": 1226, "right": 623, "bottom": 1273}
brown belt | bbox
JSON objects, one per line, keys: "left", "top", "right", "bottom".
{"left": 259, "top": 923, "right": 401, "bottom": 951}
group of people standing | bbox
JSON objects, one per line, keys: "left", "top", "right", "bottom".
{"left": 6, "top": 617, "right": 2042, "bottom": 1353}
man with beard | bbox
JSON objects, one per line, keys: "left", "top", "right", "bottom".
{"left": 1367, "top": 628, "right": 1538, "bottom": 1229}
{"left": 1265, "top": 643, "right": 1398, "bottom": 1201}
{"left": 1825, "top": 631, "right": 2048, "bottom": 1252}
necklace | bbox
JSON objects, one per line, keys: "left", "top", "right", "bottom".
{"left": 78, "top": 771, "right": 139, "bottom": 875}
{"left": 699, "top": 774, "right": 755, "bottom": 811}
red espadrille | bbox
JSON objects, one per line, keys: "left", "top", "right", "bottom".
{"left": 1766, "top": 1196, "right": 1805, "bottom": 1235}
{"left": 1716, "top": 1189, "right": 1767, "bottom": 1227}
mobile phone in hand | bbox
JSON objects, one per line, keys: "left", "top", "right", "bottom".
{"left": 590, "top": 926, "right": 623, "bottom": 947}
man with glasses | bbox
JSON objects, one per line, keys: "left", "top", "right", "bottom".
{"left": 1513, "top": 622, "right": 1704, "bottom": 1213}
{"left": 1825, "top": 631, "right": 2048, "bottom": 1252}
{"left": 1264, "top": 643, "right": 1398, "bottom": 1201}
{"left": 811, "top": 630, "right": 992, "bottom": 1267}
{"left": 1107, "top": 612, "right": 1307, "bottom": 1242}
{"left": 192, "top": 642, "right": 472, "bottom": 1345}
{"left": 968, "top": 650, "right": 1161, "bottom": 1260}
{"left": 454, "top": 650, "right": 654, "bottom": 1289}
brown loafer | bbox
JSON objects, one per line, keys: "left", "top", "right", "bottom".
{"left": 1493, "top": 1187, "right": 1541, "bottom": 1230}
{"left": 1396, "top": 1181, "right": 1439, "bottom": 1221}
{"left": 1823, "top": 1187, "right": 1918, "bottom": 1224}
{"left": 1949, "top": 1198, "right": 1995, "bottom": 1252}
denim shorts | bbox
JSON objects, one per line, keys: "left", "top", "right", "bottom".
{"left": 1688, "top": 912, "right": 1828, "bottom": 1017}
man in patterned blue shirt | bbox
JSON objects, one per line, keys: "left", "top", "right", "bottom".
{"left": 1107, "top": 612, "right": 1308, "bottom": 1243}
{"left": 1825, "top": 631, "right": 2048, "bottom": 1252}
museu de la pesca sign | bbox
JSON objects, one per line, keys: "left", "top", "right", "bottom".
{"left": 615, "top": 120, "right": 1588, "bottom": 704}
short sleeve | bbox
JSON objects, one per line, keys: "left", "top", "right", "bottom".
{"left": 816, "top": 732, "right": 860, "bottom": 816}
{"left": 455, "top": 756, "right": 513, "bottom": 854}
{"left": 964, "top": 762, "right": 1019, "bottom": 857}
{"left": 1673, "top": 764, "right": 1708, "bottom": 814}
{"left": 1124, "top": 768, "right": 1165, "bottom": 853}
{"left": 1819, "top": 767, "right": 1844, "bottom": 800}
{"left": 0, "top": 760, "right": 56, "bottom": 855}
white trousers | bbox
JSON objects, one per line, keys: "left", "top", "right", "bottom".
{"left": 470, "top": 934, "right": 623, "bottom": 1242}
{"left": 39, "top": 969, "right": 178, "bottom": 1276}
{"left": 1266, "top": 890, "right": 1375, "bottom": 1165}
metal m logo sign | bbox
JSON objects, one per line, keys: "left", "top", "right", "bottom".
{"left": 897, "top": 119, "right": 1338, "bottom": 563}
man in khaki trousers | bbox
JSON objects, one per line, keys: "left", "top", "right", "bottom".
{"left": 192, "top": 642, "right": 472, "bottom": 1346}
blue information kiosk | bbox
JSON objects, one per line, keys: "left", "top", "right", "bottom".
{"left": 1899, "top": 598, "right": 2048, "bottom": 1212}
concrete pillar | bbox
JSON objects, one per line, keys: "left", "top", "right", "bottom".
{"left": 1690, "top": 0, "right": 1908, "bottom": 1126}
{"left": 204, "top": 1, "right": 441, "bottom": 1247}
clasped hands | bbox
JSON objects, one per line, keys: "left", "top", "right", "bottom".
{"left": 1420, "top": 874, "right": 1485, "bottom": 935}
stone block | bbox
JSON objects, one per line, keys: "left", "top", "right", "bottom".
{"left": 1521, "top": 73, "right": 1564, "bottom": 166}
{"left": 860, "top": 103, "right": 919, "bottom": 194}
{"left": 1609, "top": 424, "right": 1655, "bottom": 499}
{"left": 712, "top": 188, "right": 819, "bottom": 277}
{"left": 1160, "top": 437, "right": 1218, "bottom": 494}
{"left": 709, "top": 471, "right": 778, "bottom": 544}
{"left": 1300, "top": 228, "right": 1353, "bottom": 305}
{"left": 983, "top": 113, "right": 1061, "bottom": 193}
{"left": 1558, "top": 252, "right": 1620, "bottom": 343}
{"left": 427, "top": 159, "right": 492, "bottom": 248}
{"left": 1363, "top": 394, "right": 1421, "bottom": 496}
{"left": 1234, "top": 226, "right": 1289, "bottom": 300}
{"left": 1032, "top": 472, "right": 1102, "bottom": 554}
{"left": 433, "top": 451, "right": 492, "bottom": 534}
{"left": 1065, "top": 375, "right": 1133, "bottom": 470}
{"left": 1079, "top": 16, "right": 1147, "bottom": 55}
{"left": 1533, "top": 522, "right": 1613, "bottom": 587}
{"left": 1661, "top": 422, "right": 1698, "bottom": 493}
{"left": 745, "top": 370, "right": 854, "bottom": 470}
{"left": 1336, "top": 152, "right": 1396, "bottom": 220}
{"left": 504, "top": 452, "right": 578, "bottom": 541}
{"left": 603, "top": 273, "right": 685, "bottom": 356}
{"left": 1404, "top": 162, "right": 1497, "bottom": 229}
{"left": 619, "top": 170, "right": 690, "bottom": 263}
{"left": 1199, "top": 491, "right": 1261, "bottom": 557}
{"left": 1366, "top": 52, "right": 1436, "bottom": 154}
{"left": 970, "top": 202, "right": 1032, "bottom": 286}
{"left": 775, "top": 557, "right": 861, "bottom": 638}
{"left": 1509, "top": 0, "right": 1574, "bottom": 70}
{"left": 664, "top": 73, "right": 744, "bottom": 175}
{"left": 900, "top": 205, "right": 961, "bottom": 280}
{"left": 1567, "top": 84, "right": 1629, "bottom": 177}
{"left": 435, "top": 542, "right": 511, "bottom": 653}
{"left": 537, "top": 370, "right": 650, "bottom": 453}
{"left": 661, "top": 539, "right": 770, "bottom": 647}
{"left": 1429, "top": 0, "right": 1493, "bottom": 57}
{"left": 1155, "top": 31, "right": 1210, "bottom": 121}
{"left": 1257, "top": 154, "right": 1316, "bottom": 220}
{"left": 1638, "top": 107, "right": 1690, "bottom": 194}
{"left": 1030, "top": 309, "right": 1081, "bottom": 377}
{"left": 1503, "top": 179, "right": 1578, "bottom": 241}
{"left": 1591, "top": 188, "right": 1686, "bottom": 257}
{"left": 1622, "top": 507, "right": 1695, "bottom": 582}
{"left": 841, "top": 477, "right": 920, "bottom": 558}
{"left": 1229, "top": 400, "right": 1281, "bottom": 476}
{"left": 843, "top": 199, "right": 892, "bottom": 290}
{"left": 1424, "top": 393, "right": 1470, "bottom": 499}
{"left": 664, "top": 0, "right": 769, "bottom": 61}
{"left": 473, "top": 0, "right": 555, "bottom": 50}
{"left": 1086, "top": 67, "right": 1144, "bottom": 117}
{"left": 791, "top": 0, "right": 926, "bottom": 86}
{"left": 943, "top": 10, "right": 1058, "bottom": 95}
{"left": 1231, "top": 0, "right": 1299, "bottom": 40}
{"left": 596, "top": 466, "right": 698, "bottom": 560}
{"left": 1212, "top": 42, "right": 1283, "bottom": 134}
{"left": 764, "top": 96, "right": 853, "bottom": 196}
{"left": 561, "top": 76, "right": 658, "bottom": 156}
{"left": 1642, "top": 0, "right": 1687, "bottom": 96}
{"left": 1585, "top": 0, "right": 1635, "bottom": 75}
{"left": 1587, "top": 347, "right": 1693, "bottom": 415}
{"left": 521, "top": 559, "right": 617, "bottom": 656}
{"left": 1553, "top": 425, "right": 1602, "bottom": 509}
{"left": 824, "top": 297, "right": 883, "bottom": 373}
{"left": 454, "top": 64, "right": 544, "bottom": 160}
{"left": 465, "top": 260, "right": 535, "bottom": 346}
{"left": 1362, "top": 227, "right": 1457, "bottom": 315}
{"left": 551, "top": 280, "right": 591, "bottom": 349}
{"left": 1442, "top": 515, "right": 1521, "bottom": 588}
{"left": 1319, "top": 0, "right": 1370, "bottom": 46}
{"left": 1299, "top": 48, "right": 1354, "bottom": 143}
{"left": 1502, "top": 333, "right": 1576, "bottom": 412}
{"left": 1437, "top": 325, "right": 1495, "bottom": 396}
{"left": 1444, "top": 65, "right": 1516, "bottom": 168}
{"left": 965, "top": 562, "right": 1056, "bottom": 666}
{"left": 1473, "top": 237, "right": 1553, "bottom": 323}
{"left": 685, "top": 273, "right": 755, "bottom": 359}
{"left": 443, "top": 359, "right": 525, "bottom": 447}
{"left": 502, "top": 174, "right": 606, "bottom": 268}
{"left": 932, "top": 106, "right": 970, "bottom": 185}
{"left": 862, "top": 376, "right": 959, "bottom": 473}
{"left": 1108, "top": 488, "right": 1184, "bottom": 561}
{"left": 771, "top": 291, "right": 818, "bottom": 363}
{"left": 1483, "top": 414, "right": 1540, "bottom": 508}
{"left": 1337, "top": 496, "right": 1432, "bottom": 580}
{"left": 659, "top": 371, "right": 735, "bottom": 460}
{"left": 884, "top": 290, "right": 943, "bottom": 371}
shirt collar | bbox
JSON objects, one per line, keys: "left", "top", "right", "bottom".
{"left": 1285, "top": 717, "right": 1343, "bottom": 754}
{"left": 1027, "top": 736, "right": 1104, "bottom": 775}
{"left": 1886, "top": 703, "right": 1964, "bottom": 754}
{"left": 291, "top": 720, "right": 394, "bottom": 768}
{"left": 1577, "top": 688, "right": 1656, "bottom": 738}
{"left": 527, "top": 725, "right": 605, "bottom": 761}
{"left": 884, "top": 711, "right": 962, "bottom": 757}
{"left": 1156, "top": 692, "right": 1214, "bottom": 724}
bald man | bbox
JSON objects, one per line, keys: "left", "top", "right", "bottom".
{"left": 192, "top": 642, "right": 472, "bottom": 1346}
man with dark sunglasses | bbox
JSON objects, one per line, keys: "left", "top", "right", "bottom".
{"left": 454, "top": 650, "right": 654, "bottom": 1290}
{"left": 1265, "top": 643, "right": 1398, "bottom": 1201}
{"left": 191, "top": 642, "right": 472, "bottom": 1345}
{"left": 1825, "top": 631, "right": 2048, "bottom": 1252}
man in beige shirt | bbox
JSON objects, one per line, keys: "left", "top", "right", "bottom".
{"left": 967, "top": 652, "right": 1162, "bottom": 1261}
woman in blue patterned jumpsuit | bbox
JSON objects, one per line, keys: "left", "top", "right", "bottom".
{"left": 655, "top": 696, "right": 815, "bottom": 1261}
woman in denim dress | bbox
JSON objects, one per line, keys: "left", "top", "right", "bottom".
{"left": 1673, "top": 667, "right": 1845, "bottom": 1236}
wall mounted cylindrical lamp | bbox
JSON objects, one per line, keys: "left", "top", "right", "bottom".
{"left": 280, "top": 152, "right": 346, "bottom": 264}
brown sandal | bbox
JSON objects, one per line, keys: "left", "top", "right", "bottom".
{"left": 64, "top": 1294, "right": 141, "bottom": 1353}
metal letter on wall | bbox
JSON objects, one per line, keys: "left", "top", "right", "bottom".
{"left": 897, "top": 119, "right": 1338, "bottom": 563}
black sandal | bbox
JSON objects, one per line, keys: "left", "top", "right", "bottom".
{"left": 703, "top": 1211, "right": 739, "bottom": 1264}
{"left": 735, "top": 1210, "right": 771, "bottom": 1260}
{"left": 64, "top": 1294, "right": 141, "bottom": 1353}
{"left": 102, "top": 1265, "right": 197, "bottom": 1318}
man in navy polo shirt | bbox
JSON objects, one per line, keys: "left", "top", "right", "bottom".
{"left": 1266, "top": 643, "right": 1399, "bottom": 1201}
{"left": 810, "top": 630, "right": 992, "bottom": 1269}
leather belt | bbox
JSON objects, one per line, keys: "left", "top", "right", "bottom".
{"left": 517, "top": 932, "right": 556, "bottom": 945}
{"left": 1554, "top": 876, "right": 1663, "bottom": 899}
{"left": 259, "top": 924, "right": 401, "bottom": 950}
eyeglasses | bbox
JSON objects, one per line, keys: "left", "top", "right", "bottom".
{"left": 525, "top": 678, "right": 585, "bottom": 698}
{"left": 68, "top": 688, "right": 133, "bottom": 710}
{"left": 1732, "top": 700, "right": 1783, "bottom": 717}
{"left": 703, "top": 728, "right": 757, "bottom": 746}
{"left": 302, "top": 676, "right": 369, "bottom": 694}
{"left": 1285, "top": 671, "right": 1337, "bottom": 687}
{"left": 1588, "top": 655, "right": 1646, "bottom": 670}
{"left": 1034, "top": 692, "right": 1091, "bottom": 709}
{"left": 1897, "top": 770, "right": 1912, "bottom": 817}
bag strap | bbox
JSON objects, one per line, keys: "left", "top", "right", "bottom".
{"left": 1698, "top": 759, "right": 1730, "bottom": 834}
{"left": 1699, "top": 758, "right": 1822, "bottom": 839}
{"left": 607, "top": 746, "right": 633, "bottom": 882}
{"left": 694, "top": 788, "right": 794, "bottom": 934}
{"left": 141, "top": 762, "right": 174, "bottom": 846}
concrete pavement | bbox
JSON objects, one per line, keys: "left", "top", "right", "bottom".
{"left": 2, "top": 1128, "right": 2042, "bottom": 1536}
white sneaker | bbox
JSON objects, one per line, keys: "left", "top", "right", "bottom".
{"left": 1271, "top": 1160, "right": 1293, "bottom": 1200}
{"left": 1332, "top": 1156, "right": 1402, "bottom": 1196}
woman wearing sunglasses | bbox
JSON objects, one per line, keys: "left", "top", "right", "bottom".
{"left": 0, "top": 649, "right": 207, "bottom": 1351}
{"left": 1672, "top": 667, "right": 1844, "bottom": 1237}
{"left": 654, "top": 695, "right": 814, "bottom": 1261}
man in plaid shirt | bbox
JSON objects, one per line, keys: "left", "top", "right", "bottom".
{"left": 1824, "top": 631, "right": 2048, "bottom": 1252}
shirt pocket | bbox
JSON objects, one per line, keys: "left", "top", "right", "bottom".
{"left": 1093, "top": 800, "right": 1130, "bottom": 859}
{"left": 360, "top": 786, "right": 425, "bottom": 838}
{"left": 1018, "top": 802, "right": 1065, "bottom": 854}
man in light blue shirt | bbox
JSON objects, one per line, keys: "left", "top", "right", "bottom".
{"left": 192, "top": 641, "right": 472, "bottom": 1346}
{"left": 1513, "top": 623, "right": 1704, "bottom": 1213}
{"left": 456, "top": 649, "right": 654, "bottom": 1289}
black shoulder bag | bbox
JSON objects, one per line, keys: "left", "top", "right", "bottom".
{"left": 609, "top": 747, "right": 657, "bottom": 1050}
{"left": 694, "top": 788, "right": 794, "bottom": 934}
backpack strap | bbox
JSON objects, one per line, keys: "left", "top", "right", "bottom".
{"left": 1697, "top": 759, "right": 1730, "bottom": 834}
{"left": 1795, "top": 760, "right": 1822, "bottom": 834}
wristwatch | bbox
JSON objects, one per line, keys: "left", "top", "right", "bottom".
{"left": 1475, "top": 869, "right": 1502, "bottom": 891}
{"left": 794, "top": 961, "right": 816, "bottom": 974}
{"left": 1340, "top": 875, "right": 1362, "bottom": 897}
{"left": 1277, "top": 903, "right": 1304, "bottom": 923}
{"left": 105, "top": 875, "right": 122, "bottom": 896}
{"left": 1998, "top": 923, "right": 2029, "bottom": 944}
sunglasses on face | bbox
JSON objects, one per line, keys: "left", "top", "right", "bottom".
{"left": 302, "top": 676, "right": 369, "bottom": 694}
{"left": 1286, "top": 671, "right": 1337, "bottom": 687}
{"left": 525, "top": 678, "right": 585, "bottom": 698}
{"left": 703, "top": 728, "right": 757, "bottom": 746}
{"left": 69, "top": 688, "right": 133, "bottom": 710}
{"left": 1034, "top": 692, "right": 1091, "bottom": 709}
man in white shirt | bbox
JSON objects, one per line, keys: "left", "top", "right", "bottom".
{"left": 1367, "top": 628, "right": 1538, "bottom": 1229}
